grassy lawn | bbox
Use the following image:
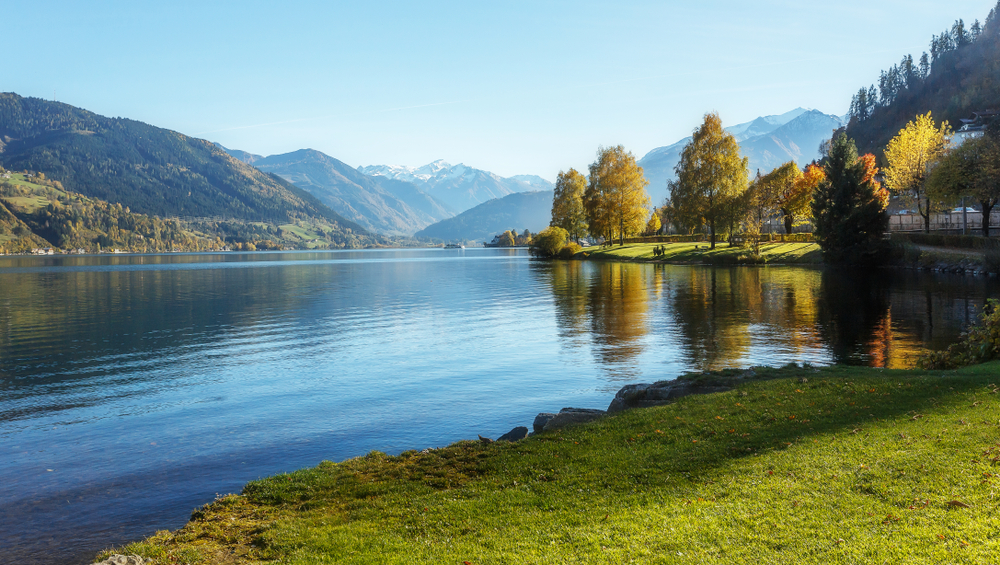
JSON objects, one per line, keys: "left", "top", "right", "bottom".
{"left": 102, "top": 361, "right": 1000, "bottom": 564}
{"left": 582, "top": 241, "right": 822, "bottom": 265}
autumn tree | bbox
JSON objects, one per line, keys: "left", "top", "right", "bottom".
{"left": 584, "top": 145, "right": 651, "bottom": 245}
{"left": 812, "top": 133, "right": 890, "bottom": 265}
{"left": 645, "top": 209, "right": 662, "bottom": 235}
{"left": 784, "top": 164, "right": 824, "bottom": 234}
{"left": 928, "top": 133, "right": 1000, "bottom": 236}
{"left": 529, "top": 226, "right": 569, "bottom": 257}
{"left": 669, "top": 113, "right": 749, "bottom": 249}
{"left": 883, "top": 113, "right": 952, "bottom": 233}
{"left": 551, "top": 168, "right": 588, "bottom": 242}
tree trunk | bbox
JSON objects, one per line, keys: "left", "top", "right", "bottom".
{"left": 922, "top": 197, "right": 931, "bottom": 234}
{"left": 709, "top": 220, "right": 716, "bottom": 249}
{"left": 619, "top": 217, "right": 624, "bottom": 246}
{"left": 781, "top": 207, "right": 793, "bottom": 235}
{"left": 982, "top": 200, "right": 995, "bottom": 238}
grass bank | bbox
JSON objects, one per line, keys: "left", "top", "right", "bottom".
{"left": 580, "top": 241, "right": 822, "bottom": 265}
{"left": 101, "top": 362, "right": 1000, "bottom": 564}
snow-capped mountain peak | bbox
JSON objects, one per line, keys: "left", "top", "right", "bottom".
{"left": 358, "top": 160, "right": 552, "bottom": 214}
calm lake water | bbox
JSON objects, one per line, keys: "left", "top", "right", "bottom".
{"left": 0, "top": 248, "right": 997, "bottom": 564}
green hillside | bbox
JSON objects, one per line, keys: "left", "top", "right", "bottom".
{"left": 845, "top": 3, "right": 1000, "bottom": 155}
{"left": 0, "top": 93, "right": 376, "bottom": 249}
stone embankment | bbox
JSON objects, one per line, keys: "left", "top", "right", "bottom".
{"left": 486, "top": 372, "right": 754, "bottom": 442}
{"left": 94, "top": 556, "right": 149, "bottom": 565}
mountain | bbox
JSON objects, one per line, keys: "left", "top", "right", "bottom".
{"left": 237, "top": 148, "right": 455, "bottom": 236}
{"left": 414, "top": 190, "right": 554, "bottom": 242}
{"left": 359, "top": 160, "right": 552, "bottom": 213}
{"left": 638, "top": 108, "right": 844, "bottom": 205}
{"left": 0, "top": 93, "right": 368, "bottom": 242}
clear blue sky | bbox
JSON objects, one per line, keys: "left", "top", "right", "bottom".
{"left": 6, "top": 0, "right": 996, "bottom": 179}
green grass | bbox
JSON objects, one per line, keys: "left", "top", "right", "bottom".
{"left": 581, "top": 241, "right": 822, "bottom": 265}
{"left": 100, "top": 361, "right": 1000, "bottom": 564}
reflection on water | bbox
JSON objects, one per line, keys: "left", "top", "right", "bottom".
{"left": 538, "top": 262, "right": 998, "bottom": 371}
{"left": 0, "top": 251, "right": 997, "bottom": 564}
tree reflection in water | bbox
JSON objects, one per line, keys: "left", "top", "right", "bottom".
{"left": 537, "top": 261, "right": 999, "bottom": 373}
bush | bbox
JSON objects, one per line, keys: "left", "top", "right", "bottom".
{"left": 529, "top": 227, "right": 568, "bottom": 258}
{"left": 918, "top": 299, "right": 1000, "bottom": 369}
{"left": 985, "top": 249, "right": 1000, "bottom": 274}
{"left": 557, "top": 242, "right": 582, "bottom": 259}
{"left": 891, "top": 232, "right": 1000, "bottom": 250}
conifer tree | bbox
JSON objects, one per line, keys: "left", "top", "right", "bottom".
{"left": 811, "top": 133, "right": 889, "bottom": 265}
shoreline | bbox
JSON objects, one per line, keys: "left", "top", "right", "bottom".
{"left": 574, "top": 240, "right": 999, "bottom": 275}
{"left": 94, "top": 360, "right": 1000, "bottom": 564}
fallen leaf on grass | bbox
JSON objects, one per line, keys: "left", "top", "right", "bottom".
{"left": 947, "top": 500, "right": 971, "bottom": 508}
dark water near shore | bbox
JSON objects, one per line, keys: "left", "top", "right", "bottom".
{"left": 0, "top": 249, "right": 996, "bottom": 564}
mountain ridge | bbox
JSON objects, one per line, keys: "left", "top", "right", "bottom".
{"left": 414, "top": 190, "right": 554, "bottom": 242}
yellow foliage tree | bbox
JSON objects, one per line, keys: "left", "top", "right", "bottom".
{"left": 883, "top": 112, "right": 952, "bottom": 233}
{"left": 669, "top": 113, "right": 748, "bottom": 249}
{"left": 551, "top": 169, "right": 588, "bottom": 242}
{"left": 645, "top": 209, "right": 662, "bottom": 235}
{"left": 785, "top": 164, "right": 824, "bottom": 234}
{"left": 584, "top": 145, "right": 651, "bottom": 245}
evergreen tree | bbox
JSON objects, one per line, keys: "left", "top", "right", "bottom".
{"left": 811, "top": 133, "right": 889, "bottom": 265}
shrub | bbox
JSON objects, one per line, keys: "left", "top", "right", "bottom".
{"left": 985, "top": 249, "right": 1000, "bottom": 274}
{"left": 529, "top": 227, "right": 569, "bottom": 258}
{"left": 557, "top": 242, "right": 582, "bottom": 259}
{"left": 891, "top": 232, "right": 1000, "bottom": 250}
{"left": 918, "top": 299, "right": 1000, "bottom": 369}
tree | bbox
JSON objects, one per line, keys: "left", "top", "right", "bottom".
{"left": 928, "top": 134, "right": 1000, "bottom": 236}
{"left": 811, "top": 133, "right": 890, "bottom": 265}
{"left": 670, "top": 113, "right": 749, "bottom": 249}
{"left": 498, "top": 230, "right": 516, "bottom": 247}
{"left": 883, "top": 113, "right": 951, "bottom": 233}
{"left": 551, "top": 169, "right": 588, "bottom": 242}
{"left": 755, "top": 162, "right": 803, "bottom": 235}
{"left": 584, "top": 145, "right": 651, "bottom": 246}
{"left": 645, "top": 209, "right": 661, "bottom": 235}
{"left": 783, "top": 163, "right": 824, "bottom": 235}
{"left": 529, "top": 226, "right": 569, "bottom": 257}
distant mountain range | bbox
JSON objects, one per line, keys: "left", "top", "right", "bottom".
{"left": 221, "top": 147, "right": 457, "bottom": 236}
{"left": 217, "top": 149, "right": 553, "bottom": 236}
{"left": 639, "top": 108, "right": 845, "bottom": 205}
{"left": 359, "top": 160, "right": 552, "bottom": 215}
{"left": 414, "top": 190, "right": 554, "bottom": 242}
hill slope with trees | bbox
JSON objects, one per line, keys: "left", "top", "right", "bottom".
{"left": 0, "top": 93, "right": 365, "bottom": 237}
{"left": 845, "top": 2, "right": 1000, "bottom": 155}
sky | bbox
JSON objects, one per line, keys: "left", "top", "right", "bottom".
{"left": 5, "top": 0, "right": 998, "bottom": 180}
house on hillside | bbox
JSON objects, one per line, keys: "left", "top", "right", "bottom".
{"left": 954, "top": 110, "right": 999, "bottom": 145}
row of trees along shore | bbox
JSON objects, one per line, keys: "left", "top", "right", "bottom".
{"left": 543, "top": 107, "right": 999, "bottom": 264}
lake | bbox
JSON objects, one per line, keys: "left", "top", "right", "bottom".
{"left": 0, "top": 249, "right": 996, "bottom": 564}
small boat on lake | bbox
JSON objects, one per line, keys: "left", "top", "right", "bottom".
{"left": 444, "top": 243, "right": 465, "bottom": 249}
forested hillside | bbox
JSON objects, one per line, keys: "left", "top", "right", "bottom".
{"left": 845, "top": 2, "right": 1000, "bottom": 154}
{"left": 0, "top": 93, "right": 370, "bottom": 241}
